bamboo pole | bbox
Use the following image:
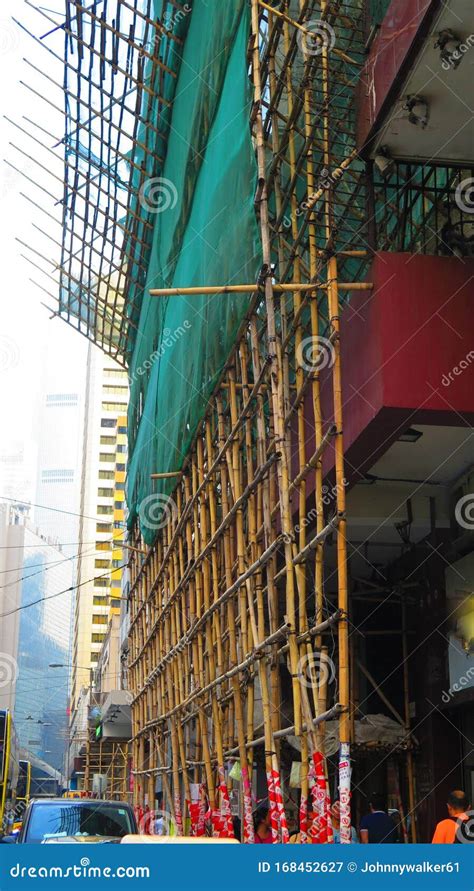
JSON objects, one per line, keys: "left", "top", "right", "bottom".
{"left": 149, "top": 282, "right": 372, "bottom": 296}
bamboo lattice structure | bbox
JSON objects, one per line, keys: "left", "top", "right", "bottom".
{"left": 16, "top": 0, "right": 420, "bottom": 842}
{"left": 125, "top": 0, "right": 370, "bottom": 842}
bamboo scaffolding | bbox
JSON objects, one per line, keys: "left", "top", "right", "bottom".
{"left": 48, "top": 0, "right": 417, "bottom": 846}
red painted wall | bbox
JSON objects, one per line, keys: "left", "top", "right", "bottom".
{"left": 297, "top": 252, "right": 474, "bottom": 488}
{"left": 357, "top": 0, "right": 438, "bottom": 152}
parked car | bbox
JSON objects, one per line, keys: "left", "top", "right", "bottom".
{"left": 0, "top": 798, "right": 137, "bottom": 844}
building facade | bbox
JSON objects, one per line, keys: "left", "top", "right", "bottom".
{"left": 69, "top": 344, "right": 128, "bottom": 786}
{"left": 0, "top": 504, "right": 71, "bottom": 773}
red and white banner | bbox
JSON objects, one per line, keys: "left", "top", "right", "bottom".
{"left": 338, "top": 743, "right": 351, "bottom": 844}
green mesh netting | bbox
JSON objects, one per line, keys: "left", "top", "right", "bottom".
{"left": 369, "top": 0, "right": 392, "bottom": 25}
{"left": 126, "top": 1, "right": 261, "bottom": 541}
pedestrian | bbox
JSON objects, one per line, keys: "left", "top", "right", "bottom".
{"left": 253, "top": 805, "right": 273, "bottom": 843}
{"left": 432, "top": 790, "right": 473, "bottom": 843}
{"left": 359, "top": 792, "right": 398, "bottom": 843}
{"left": 331, "top": 801, "right": 359, "bottom": 843}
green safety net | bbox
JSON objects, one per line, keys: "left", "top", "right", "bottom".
{"left": 126, "top": 0, "right": 261, "bottom": 541}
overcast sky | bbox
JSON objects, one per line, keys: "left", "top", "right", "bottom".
{"left": 0, "top": 1, "right": 87, "bottom": 472}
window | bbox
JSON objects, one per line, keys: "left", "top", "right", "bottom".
{"left": 116, "top": 444, "right": 127, "bottom": 453}
{"left": 93, "top": 596, "right": 107, "bottom": 605}
{"left": 99, "top": 453, "right": 115, "bottom": 463}
{"left": 96, "top": 522, "right": 112, "bottom": 532}
{"left": 92, "top": 614, "right": 108, "bottom": 624}
{"left": 104, "top": 368, "right": 127, "bottom": 378}
{"left": 114, "top": 501, "right": 123, "bottom": 509}
{"left": 103, "top": 385, "right": 128, "bottom": 395}
{"left": 100, "top": 436, "right": 116, "bottom": 445}
{"left": 41, "top": 469, "right": 74, "bottom": 483}
{"left": 116, "top": 463, "right": 126, "bottom": 472}
{"left": 115, "top": 482, "right": 125, "bottom": 491}
{"left": 91, "top": 633, "right": 106, "bottom": 643}
{"left": 96, "top": 541, "right": 112, "bottom": 551}
{"left": 95, "top": 559, "right": 110, "bottom": 569}
{"left": 101, "top": 418, "right": 116, "bottom": 428}
{"left": 111, "top": 599, "right": 121, "bottom": 608}
{"left": 118, "top": 426, "right": 127, "bottom": 434}
{"left": 97, "top": 506, "right": 113, "bottom": 515}
{"left": 111, "top": 579, "right": 122, "bottom": 588}
{"left": 90, "top": 652, "right": 99, "bottom": 662}
{"left": 99, "top": 470, "right": 115, "bottom": 480}
{"left": 46, "top": 393, "right": 78, "bottom": 407}
{"left": 94, "top": 578, "right": 110, "bottom": 588}
{"left": 102, "top": 402, "right": 128, "bottom": 412}
{"left": 98, "top": 488, "right": 114, "bottom": 498}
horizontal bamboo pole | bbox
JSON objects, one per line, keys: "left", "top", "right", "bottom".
{"left": 149, "top": 282, "right": 373, "bottom": 296}
{"left": 225, "top": 705, "right": 343, "bottom": 755}
{"left": 128, "top": 357, "right": 273, "bottom": 633}
{"left": 134, "top": 534, "right": 286, "bottom": 686}
{"left": 150, "top": 471, "right": 182, "bottom": 479}
{"left": 293, "top": 514, "right": 343, "bottom": 564}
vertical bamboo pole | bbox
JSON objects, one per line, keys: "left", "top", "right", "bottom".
{"left": 319, "top": 0, "right": 351, "bottom": 842}
{"left": 250, "top": 0, "right": 301, "bottom": 741}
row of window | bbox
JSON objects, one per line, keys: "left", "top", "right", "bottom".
{"left": 41, "top": 469, "right": 74, "bottom": 480}
{"left": 104, "top": 368, "right": 128, "bottom": 379}
{"left": 46, "top": 393, "right": 78, "bottom": 406}
{"left": 101, "top": 419, "right": 127, "bottom": 434}
{"left": 102, "top": 385, "right": 128, "bottom": 395}
{"left": 102, "top": 402, "right": 127, "bottom": 412}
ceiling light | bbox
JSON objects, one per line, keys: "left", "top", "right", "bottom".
{"left": 403, "top": 95, "right": 429, "bottom": 129}
{"left": 374, "top": 145, "right": 394, "bottom": 178}
{"left": 435, "top": 29, "right": 463, "bottom": 71}
{"left": 398, "top": 428, "right": 423, "bottom": 444}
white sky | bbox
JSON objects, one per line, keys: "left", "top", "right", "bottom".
{"left": 0, "top": 1, "right": 87, "bottom": 468}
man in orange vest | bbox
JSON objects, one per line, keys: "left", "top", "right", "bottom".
{"left": 432, "top": 790, "right": 472, "bottom": 843}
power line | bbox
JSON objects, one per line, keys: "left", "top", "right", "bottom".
{"left": 0, "top": 494, "right": 127, "bottom": 526}
{"left": 0, "top": 562, "right": 129, "bottom": 619}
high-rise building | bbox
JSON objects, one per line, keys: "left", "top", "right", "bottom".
{"left": 34, "top": 334, "right": 87, "bottom": 554}
{"left": 0, "top": 439, "right": 36, "bottom": 506}
{"left": 0, "top": 503, "right": 71, "bottom": 773}
{"left": 69, "top": 345, "right": 128, "bottom": 771}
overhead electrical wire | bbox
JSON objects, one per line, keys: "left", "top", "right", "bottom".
{"left": 0, "top": 561, "right": 129, "bottom": 619}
